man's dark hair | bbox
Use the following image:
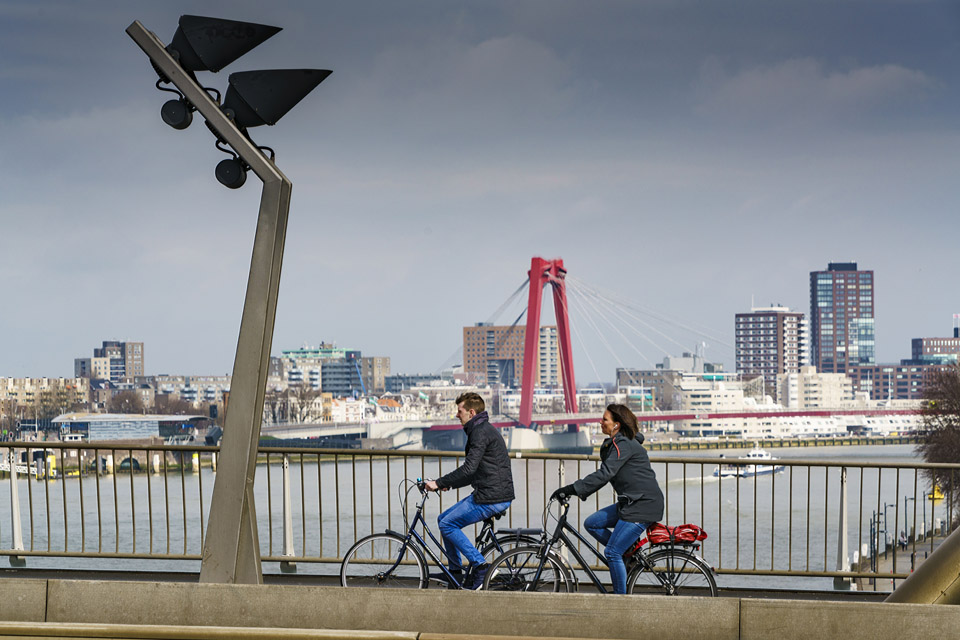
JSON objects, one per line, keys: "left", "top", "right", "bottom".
{"left": 456, "top": 392, "right": 485, "bottom": 413}
{"left": 606, "top": 403, "right": 638, "bottom": 440}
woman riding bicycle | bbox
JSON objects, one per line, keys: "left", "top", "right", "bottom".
{"left": 550, "top": 403, "right": 664, "bottom": 594}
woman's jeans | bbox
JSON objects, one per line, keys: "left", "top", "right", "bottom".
{"left": 584, "top": 504, "right": 649, "bottom": 594}
{"left": 438, "top": 494, "right": 512, "bottom": 571}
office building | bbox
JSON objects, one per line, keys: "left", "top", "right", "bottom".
{"left": 616, "top": 352, "right": 724, "bottom": 410}
{"left": 809, "top": 263, "right": 875, "bottom": 374}
{"left": 777, "top": 366, "right": 853, "bottom": 409}
{"left": 909, "top": 321, "right": 960, "bottom": 365}
{"left": 75, "top": 340, "right": 144, "bottom": 382}
{"left": 463, "top": 323, "right": 560, "bottom": 388}
{"left": 277, "top": 343, "right": 390, "bottom": 394}
{"left": 735, "top": 306, "right": 807, "bottom": 402}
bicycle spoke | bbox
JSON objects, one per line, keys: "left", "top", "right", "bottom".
{"left": 341, "top": 534, "right": 426, "bottom": 588}
{"left": 628, "top": 548, "right": 717, "bottom": 596}
{"left": 484, "top": 547, "right": 570, "bottom": 592}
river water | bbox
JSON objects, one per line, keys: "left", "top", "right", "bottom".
{"left": 0, "top": 444, "right": 945, "bottom": 591}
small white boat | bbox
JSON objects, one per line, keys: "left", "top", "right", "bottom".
{"left": 713, "top": 447, "right": 784, "bottom": 478}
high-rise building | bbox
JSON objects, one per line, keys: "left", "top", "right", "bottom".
{"left": 809, "top": 263, "right": 875, "bottom": 374}
{"left": 462, "top": 323, "right": 560, "bottom": 388}
{"left": 735, "top": 306, "right": 807, "bottom": 401}
{"left": 75, "top": 340, "right": 144, "bottom": 382}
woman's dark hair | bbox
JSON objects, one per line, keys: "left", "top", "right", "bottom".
{"left": 606, "top": 403, "right": 638, "bottom": 440}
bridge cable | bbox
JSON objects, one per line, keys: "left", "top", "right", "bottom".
{"left": 571, "top": 280, "right": 698, "bottom": 366}
{"left": 551, "top": 283, "right": 604, "bottom": 386}
{"left": 556, "top": 284, "right": 611, "bottom": 385}
{"left": 568, "top": 276, "right": 733, "bottom": 351}
{"left": 565, "top": 279, "right": 658, "bottom": 367}
{"left": 569, "top": 277, "right": 734, "bottom": 359}
{"left": 433, "top": 278, "right": 530, "bottom": 374}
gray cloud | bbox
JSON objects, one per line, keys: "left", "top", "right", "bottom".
{"left": 696, "top": 56, "right": 938, "bottom": 123}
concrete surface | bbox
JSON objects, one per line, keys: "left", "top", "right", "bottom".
{"left": 0, "top": 578, "right": 951, "bottom": 639}
{"left": 741, "top": 599, "right": 960, "bottom": 640}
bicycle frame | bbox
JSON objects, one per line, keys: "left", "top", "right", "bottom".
{"left": 383, "top": 483, "right": 508, "bottom": 588}
{"left": 534, "top": 499, "right": 678, "bottom": 594}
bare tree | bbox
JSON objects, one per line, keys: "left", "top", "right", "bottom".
{"left": 107, "top": 391, "right": 144, "bottom": 414}
{"left": 154, "top": 394, "right": 194, "bottom": 415}
{"left": 288, "top": 384, "right": 320, "bottom": 423}
{"left": 263, "top": 389, "right": 284, "bottom": 425}
{"left": 917, "top": 364, "right": 960, "bottom": 516}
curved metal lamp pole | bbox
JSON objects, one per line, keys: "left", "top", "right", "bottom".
{"left": 127, "top": 20, "right": 291, "bottom": 584}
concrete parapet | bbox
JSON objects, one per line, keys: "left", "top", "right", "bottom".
{"left": 0, "top": 579, "right": 46, "bottom": 622}
{"left": 44, "top": 581, "right": 736, "bottom": 639}
{"left": 740, "top": 599, "right": 960, "bottom": 640}
{"left": 0, "top": 578, "right": 949, "bottom": 639}
{"left": 0, "top": 621, "right": 417, "bottom": 639}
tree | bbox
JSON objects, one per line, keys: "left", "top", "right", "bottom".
{"left": 917, "top": 364, "right": 960, "bottom": 515}
{"left": 264, "top": 389, "right": 285, "bottom": 425}
{"left": 153, "top": 394, "right": 194, "bottom": 415}
{"left": 36, "top": 387, "right": 70, "bottom": 420}
{"left": 287, "top": 384, "right": 320, "bottom": 423}
{"left": 107, "top": 391, "right": 144, "bottom": 414}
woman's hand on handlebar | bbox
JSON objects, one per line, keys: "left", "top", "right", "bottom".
{"left": 550, "top": 484, "right": 576, "bottom": 502}
{"left": 424, "top": 479, "right": 441, "bottom": 492}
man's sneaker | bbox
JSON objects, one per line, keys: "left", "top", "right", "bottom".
{"left": 429, "top": 570, "right": 462, "bottom": 589}
{"left": 464, "top": 562, "right": 489, "bottom": 590}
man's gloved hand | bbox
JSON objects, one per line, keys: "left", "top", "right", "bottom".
{"left": 550, "top": 484, "right": 577, "bottom": 501}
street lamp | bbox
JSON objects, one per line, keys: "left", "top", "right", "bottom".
{"left": 127, "top": 15, "right": 330, "bottom": 585}
{"left": 904, "top": 495, "right": 916, "bottom": 541}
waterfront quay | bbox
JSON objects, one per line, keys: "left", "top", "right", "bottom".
{"left": 644, "top": 434, "right": 919, "bottom": 451}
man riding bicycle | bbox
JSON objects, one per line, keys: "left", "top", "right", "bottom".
{"left": 425, "top": 392, "right": 514, "bottom": 589}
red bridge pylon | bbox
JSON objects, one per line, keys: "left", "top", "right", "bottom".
{"left": 519, "top": 257, "right": 577, "bottom": 427}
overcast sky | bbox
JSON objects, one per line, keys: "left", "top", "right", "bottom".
{"left": 2, "top": 1, "right": 958, "bottom": 385}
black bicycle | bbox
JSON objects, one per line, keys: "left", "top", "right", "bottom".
{"left": 482, "top": 495, "right": 718, "bottom": 596}
{"left": 340, "top": 478, "right": 541, "bottom": 589}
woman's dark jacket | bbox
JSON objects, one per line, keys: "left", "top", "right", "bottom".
{"left": 572, "top": 431, "right": 664, "bottom": 523}
{"left": 436, "top": 411, "right": 515, "bottom": 504}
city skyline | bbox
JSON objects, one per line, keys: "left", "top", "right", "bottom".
{"left": 2, "top": 1, "right": 959, "bottom": 382}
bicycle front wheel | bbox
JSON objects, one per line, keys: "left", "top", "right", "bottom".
{"left": 340, "top": 533, "right": 427, "bottom": 588}
{"left": 482, "top": 546, "right": 572, "bottom": 593}
{"left": 479, "top": 532, "right": 542, "bottom": 564}
{"left": 627, "top": 548, "right": 717, "bottom": 596}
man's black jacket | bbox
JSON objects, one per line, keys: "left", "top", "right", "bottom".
{"left": 436, "top": 411, "right": 515, "bottom": 504}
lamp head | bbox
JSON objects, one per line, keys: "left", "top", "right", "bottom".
{"left": 222, "top": 69, "right": 331, "bottom": 128}
{"left": 167, "top": 15, "right": 281, "bottom": 73}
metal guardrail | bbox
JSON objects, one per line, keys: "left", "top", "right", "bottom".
{"left": 0, "top": 442, "right": 955, "bottom": 591}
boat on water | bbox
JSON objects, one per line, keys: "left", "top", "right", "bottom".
{"left": 713, "top": 447, "right": 785, "bottom": 478}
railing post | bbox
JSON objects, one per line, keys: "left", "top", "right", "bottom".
{"left": 8, "top": 449, "right": 25, "bottom": 567}
{"left": 834, "top": 466, "right": 850, "bottom": 590}
{"left": 280, "top": 453, "right": 296, "bottom": 573}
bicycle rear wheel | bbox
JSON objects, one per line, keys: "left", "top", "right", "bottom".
{"left": 340, "top": 533, "right": 427, "bottom": 588}
{"left": 482, "top": 546, "right": 572, "bottom": 592}
{"left": 627, "top": 547, "right": 717, "bottom": 596}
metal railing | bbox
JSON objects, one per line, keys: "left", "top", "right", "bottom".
{"left": 0, "top": 442, "right": 955, "bottom": 591}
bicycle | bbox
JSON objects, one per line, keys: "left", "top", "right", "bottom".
{"left": 482, "top": 495, "right": 718, "bottom": 596}
{"left": 340, "top": 478, "right": 541, "bottom": 589}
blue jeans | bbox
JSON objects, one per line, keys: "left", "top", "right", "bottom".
{"left": 584, "top": 504, "right": 648, "bottom": 594}
{"left": 438, "top": 494, "right": 512, "bottom": 571}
